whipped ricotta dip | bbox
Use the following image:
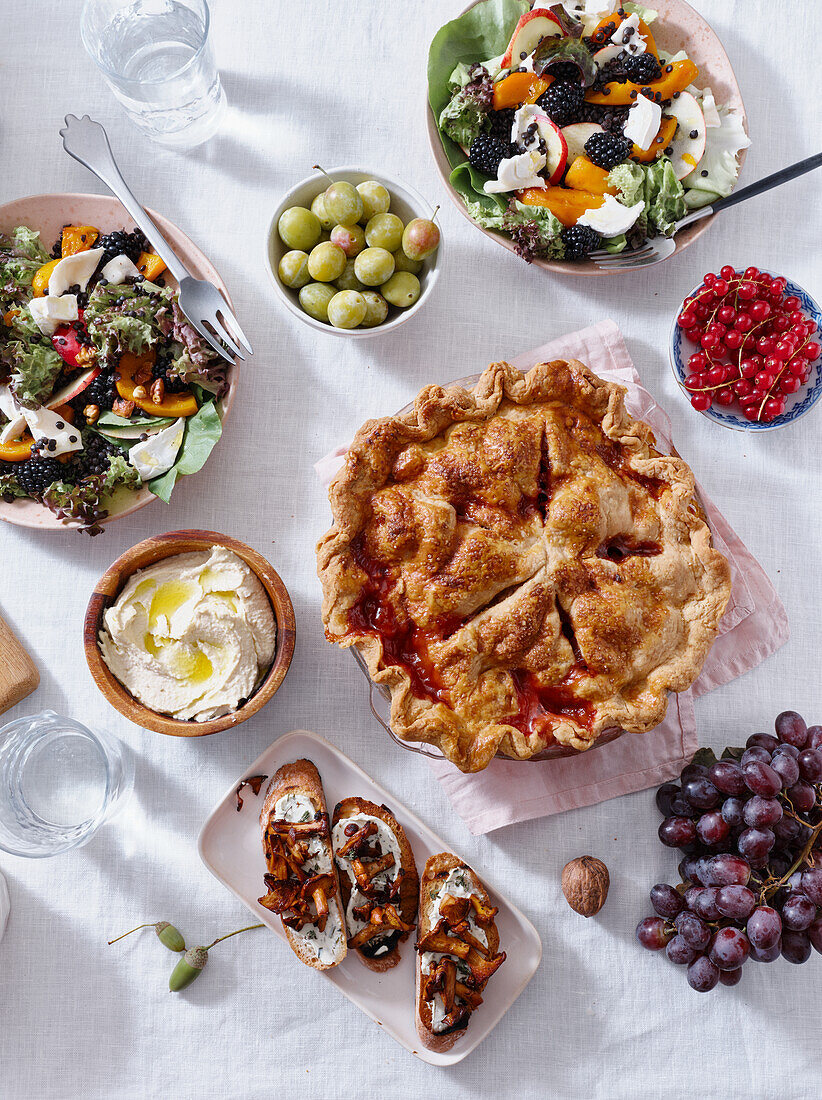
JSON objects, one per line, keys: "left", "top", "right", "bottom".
{"left": 99, "top": 547, "right": 277, "bottom": 721}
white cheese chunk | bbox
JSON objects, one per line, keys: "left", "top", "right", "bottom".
{"left": 28, "top": 295, "right": 79, "bottom": 335}
{"left": 101, "top": 254, "right": 142, "bottom": 285}
{"left": 511, "top": 104, "right": 543, "bottom": 151}
{"left": 700, "top": 87, "right": 722, "bottom": 128}
{"left": 22, "top": 405, "right": 83, "bottom": 457}
{"left": 623, "top": 93, "right": 662, "bottom": 150}
{"left": 48, "top": 247, "right": 105, "bottom": 296}
{"left": 0, "top": 383, "right": 26, "bottom": 444}
{"left": 612, "top": 11, "right": 641, "bottom": 44}
{"left": 577, "top": 195, "right": 645, "bottom": 236}
{"left": 127, "top": 417, "right": 185, "bottom": 481}
{"left": 484, "top": 150, "right": 547, "bottom": 194}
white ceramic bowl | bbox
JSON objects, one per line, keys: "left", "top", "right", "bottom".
{"left": 265, "top": 166, "right": 441, "bottom": 338}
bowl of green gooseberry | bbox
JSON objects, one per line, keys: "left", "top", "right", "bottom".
{"left": 266, "top": 165, "right": 442, "bottom": 337}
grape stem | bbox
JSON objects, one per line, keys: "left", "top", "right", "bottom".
{"left": 762, "top": 818, "right": 822, "bottom": 903}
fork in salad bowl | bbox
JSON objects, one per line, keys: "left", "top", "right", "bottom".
{"left": 59, "top": 114, "right": 252, "bottom": 361}
{"left": 589, "top": 151, "right": 822, "bottom": 271}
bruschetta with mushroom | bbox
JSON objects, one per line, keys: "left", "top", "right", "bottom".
{"left": 257, "top": 759, "right": 347, "bottom": 970}
{"left": 415, "top": 853, "right": 506, "bottom": 1052}
{"left": 331, "top": 797, "right": 419, "bottom": 971}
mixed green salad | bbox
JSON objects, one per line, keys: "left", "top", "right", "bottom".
{"left": 0, "top": 223, "right": 228, "bottom": 534}
{"left": 428, "top": 0, "right": 750, "bottom": 262}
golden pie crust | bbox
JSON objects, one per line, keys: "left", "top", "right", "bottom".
{"left": 317, "top": 360, "right": 732, "bottom": 772}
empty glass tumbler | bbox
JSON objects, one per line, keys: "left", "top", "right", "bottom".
{"left": 81, "top": 0, "right": 226, "bottom": 148}
{"left": 0, "top": 711, "right": 133, "bottom": 857}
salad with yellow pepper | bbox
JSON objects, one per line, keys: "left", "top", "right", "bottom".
{"left": 0, "top": 222, "right": 227, "bottom": 533}
{"left": 428, "top": 0, "right": 750, "bottom": 261}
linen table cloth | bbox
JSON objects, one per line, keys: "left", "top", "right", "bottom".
{"left": 1, "top": 2, "right": 821, "bottom": 1099}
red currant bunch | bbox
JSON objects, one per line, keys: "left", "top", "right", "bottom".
{"left": 677, "top": 266, "right": 820, "bottom": 423}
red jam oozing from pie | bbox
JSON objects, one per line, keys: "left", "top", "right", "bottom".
{"left": 509, "top": 668, "right": 595, "bottom": 740}
{"left": 597, "top": 537, "right": 662, "bottom": 562}
{"left": 595, "top": 442, "right": 665, "bottom": 499}
{"left": 345, "top": 536, "right": 448, "bottom": 704}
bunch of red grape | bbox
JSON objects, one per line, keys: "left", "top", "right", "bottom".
{"left": 636, "top": 710, "right": 822, "bottom": 991}
{"left": 676, "top": 266, "right": 820, "bottom": 423}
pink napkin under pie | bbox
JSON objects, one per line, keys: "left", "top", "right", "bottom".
{"left": 315, "top": 320, "right": 789, "bottom": 834}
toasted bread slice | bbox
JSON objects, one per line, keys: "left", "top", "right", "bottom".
{"left": 332, "top": 796, "right": 419, "bottom": 972}
{"left": 415, "top": 853, "right": 505, "bottom": 1053}
{"left": 258, "top": 759, "right": 347, "bottom": 970}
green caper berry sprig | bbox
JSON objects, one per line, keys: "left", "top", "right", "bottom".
{"left": 168, "top": 923, "right": 264, "bottom": 993}
{"left": 108, "top": 921, "right": 186, "bottom": 952}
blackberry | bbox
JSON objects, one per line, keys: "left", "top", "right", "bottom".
{"left": 152, "top": 354, "right": 189, "bottom": 393}
{"left": 561, "top": 225, "right": 601, "bottom": 260}
{"left": 468, "top": 133, "right": 510, "bottom": 177}
{"left": 487, "top": 107, "right": 515, "bottom": 143}
{"left": 96, "top": 228, "right": 148, "bottom": 266}
{"left": 72, "top": 368, "right": 118, "bottom": 412}
{"left": 537, "top": 81, "right": 585, "bottom": 126}
{"left": 584, "top": 130, "right": 632, "bottom": 169}
{"left": 624, "top": 52, "right": 662, "bottom": 84}
{"left": 15, "top": 457, "right": 69, "bottom": 496}
{"left": 66, "top": 432, "right": 121, "bottom": 482}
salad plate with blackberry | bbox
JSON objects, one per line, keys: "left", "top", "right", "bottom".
{"left": 428, "top": 0, "right": 749, "bottom": 270}
{"left": 0, "top": 194, "right": 237, "bottom": 534}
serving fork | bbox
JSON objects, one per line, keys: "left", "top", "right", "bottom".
{"left": 589, "top": 150, "right": 822, "bottom": 272}
{"left": 59, "top": 114, "right": 252, "bottom": 361}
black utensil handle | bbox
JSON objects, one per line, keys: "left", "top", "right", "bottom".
{"left": 711, "top": 151, "right": 822, "bottom": 215}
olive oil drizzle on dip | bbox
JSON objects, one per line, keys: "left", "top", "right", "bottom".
{"left": 99, "top": 547, "right": 276, "bottom": 720}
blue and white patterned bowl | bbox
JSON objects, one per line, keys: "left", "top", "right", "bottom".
{"left": 669, "top": 271, "right": 822, "bottom": 432}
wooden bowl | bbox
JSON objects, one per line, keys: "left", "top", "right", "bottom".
{"left": 426, "top": 0, "right": 748, "bottom": 276}
{"left": 0, "top": 193, "right": 239, "bottom": 531}
{"left": 84, "top": 531, "right": 295, "bottom": 736}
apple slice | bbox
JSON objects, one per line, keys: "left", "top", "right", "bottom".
{"left": 0, "top": 367, "right": 101, "bottom": 446}
{"left": 502, "top": 9, "right": 565, "bottom": 70}
{"left": 50, "top": 366, "right": 101, "bottom": 407}
{"left": 561, "top": 122, "right": 604, "bottom": 164}
{"left": 665, "top": 91, "right": 707, "bottom": 180}
{"left": 535, "top": 113, "right": 568, "bottom": 184}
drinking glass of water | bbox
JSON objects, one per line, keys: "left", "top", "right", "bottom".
{"left": 0, "top": 711, "right": 133, "bottom": 858}
{"left": 81, "top": 0, "right": 226, "bottom": 148}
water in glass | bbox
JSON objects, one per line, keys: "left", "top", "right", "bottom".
{"left": 0, "top": 711, "right": 133, "bottom": 857}
{"left": 82, "top": 0, "right": 226, "bottom": 147}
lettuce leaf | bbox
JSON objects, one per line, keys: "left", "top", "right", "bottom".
{"left": 11, "top": 227, "right": 50, "bottom": 263}
{"left": 682, "top": 109, "right": 750, "bottom": 199}
{"left": 84, "top": 280, "right": 168, "bottom": 357}
{"left": 148, "top": 400, "right": 222, "bottom": 502}
{"left": 429, "top": 0, "right": 529, "bottom": 165}
{"left": 624, "top": 3, "right": 658, "bottom": 23}
{"left": 41, "top": 453, "right": 141, "bottom": 536}
{"left": 0, "top": 227, "right": 50, "bottom": 289}
{"left": 447, "top": 164, "right": 565, "bottom": 260}
{"left": 608, "top": 161, "right": 646, "bottom": 207}
{"left": 438, "top": 74, "right": 494, "bottom": 149}
{"left": 605, "top": 234, "right": 628, "bottom": 254}
{"left": 643, "top": 158, "right": 686, "bottom": 236}
{"left": 1, "top": 308, "right": 64, "bottom": 406}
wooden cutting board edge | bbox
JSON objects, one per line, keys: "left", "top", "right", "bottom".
{"left": 0, "top": 614, "right": 39, "bottom": 715}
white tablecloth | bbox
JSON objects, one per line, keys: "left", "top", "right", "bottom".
{"left": 1, "top": 3, "right": 821, "bottom": 1098}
